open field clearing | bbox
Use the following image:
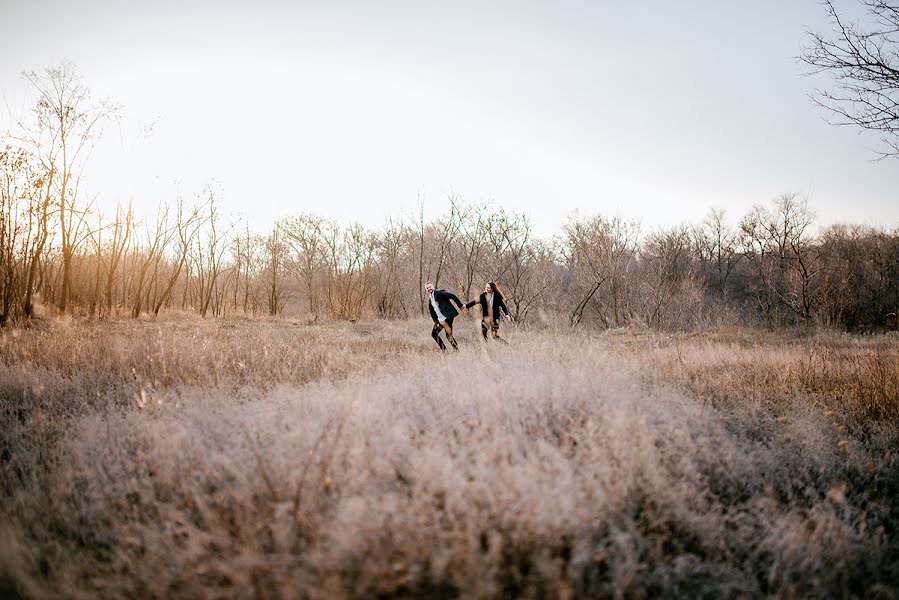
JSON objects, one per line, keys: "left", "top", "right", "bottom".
{"left": 1, "top": 317, "right": 898, "bottom": 598}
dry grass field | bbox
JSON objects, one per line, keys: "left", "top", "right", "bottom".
{"left": 1, "top": 315, "right": 898, "bottom": 598}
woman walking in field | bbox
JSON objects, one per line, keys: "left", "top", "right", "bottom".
{"left": 466, "top": 281, "right": 512, "bottom": 343}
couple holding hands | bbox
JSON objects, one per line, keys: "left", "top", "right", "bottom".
{"left": 425, "top": 281, "right": 512, "bottom": 350}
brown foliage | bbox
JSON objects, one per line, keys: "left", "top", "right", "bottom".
{"left": 1, "top": 318, "right": 897, "bottom": 597}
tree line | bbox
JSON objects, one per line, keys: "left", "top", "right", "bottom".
{"left": 1, "top": 63, "right": 897, "bottom": 330}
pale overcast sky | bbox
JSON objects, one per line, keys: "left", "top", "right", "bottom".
{"left": 1, "top": 0, "right": 897, "bottom": 236}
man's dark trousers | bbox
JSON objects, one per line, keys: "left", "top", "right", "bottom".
{"left": 431, "top": 317, "right": 458, "bottom": 350}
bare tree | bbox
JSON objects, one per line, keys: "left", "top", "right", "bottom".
{"left": 85, "top": 208, "right": 104, "bottom": 317}
{"left": 455, "top": 199, "right": 487, "bottom": 300}
{"left": 415, "top": 193, "right": 426, "bottom": 315}
{"left": 563, "top": 214, "right": 640, "bottom": 327}
{"left": 481, "top": 208, "right": 518, "bottom": 284}
{"left": 20, "top": 62, "right": 118, "bottom": 312}
{"left": 493, "top": 212, "right": 538, "bottom": 320}
{"left": 326, "top": 224, "right": 377, "bottom": 320}
{"left": 84, "top": 203, "right": 132, "bottom": 318}
{"left": 638, "top": 225, "right": 701, "bottom": 328}
{"left": 187, "top": 188, "right": 230, "bottom": 318}
{"left": 813, "top": 223, "right": 899, "bottom": 329}
{"left": 152, "top": 199, "right": 202, "bottom": 315}
{"left": 131, "top": 205, "right": 174, "bottom": 317}
{"left": 262, "top": 226, "right": 288, "bottom": 316}
{"left": 102, "top": 202, "right": 134, "bottom": 316}
{"left": 802, "top": 0, "right": 899, "bottom": 157}
{"left": 507, "top": 238, "right": 557, "bottom": 324}
{"left": 22, "top": 160, "right": 54, "bottom": 319}
{"left": 0, "top": 145, "right": 31, "bottom": 324}
{"left": 231, "top": 224, "right": 256, "bottom": 314}
{"left": 740, "top": 193, "right": 818, "bottom": 324}
{"left": 373, "top": 216, "right": 412, "bottom": 318}
{"left": 430, "top": 198, "right": 464, "bottom": 290}
{"left": 282, "top": 214, "right": 331, "bottom": 321}
{"left": 692, "top": 208, "right": 743, "bottom": 304}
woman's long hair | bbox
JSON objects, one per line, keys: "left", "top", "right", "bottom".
{"left": 487, "top": 281, "right": 505, "bottom": 301}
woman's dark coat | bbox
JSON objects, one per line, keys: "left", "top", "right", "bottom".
{"left": 465, "top": 292, "right": 509, "bottom": 321}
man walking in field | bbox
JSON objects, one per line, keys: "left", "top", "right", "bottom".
{"left": 425, "top": 282, "right": 466, "bottom": 350}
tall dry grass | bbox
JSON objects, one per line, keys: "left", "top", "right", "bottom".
{"left": 1, "top": 317, "right": 897, "bottom": 598}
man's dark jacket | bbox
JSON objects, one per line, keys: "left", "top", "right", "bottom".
{"left": 465, "top": 292, "right": 510, "bottom": 321}
{"left": 428, "top": 289, "right": 465, "bottom": 323}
